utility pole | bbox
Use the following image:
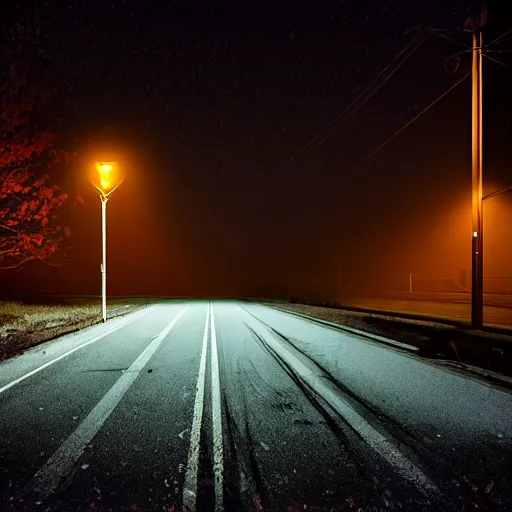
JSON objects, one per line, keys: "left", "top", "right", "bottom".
{"left": 471, "top": 29, "right": 484, "bottom": 329}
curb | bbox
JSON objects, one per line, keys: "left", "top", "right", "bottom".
{"left": 260, "top": 304, "right": 419, "bottom": 352}
{"left": 259, "top": 303, "right": 512, "bottom": 389}
{"left": 344, "top": 295, "right": 512, "bottom": 310}
{"left": 319, "top": 303, "right": 512, "bottom": 339}
{"left": 297, "top": 302, "right": 469, "bottom": 328}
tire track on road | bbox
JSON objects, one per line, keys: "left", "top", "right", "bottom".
{"left": 239, "top": 306, "right": 439, "bottom": 499}
{"left": 241, "top": 304, "right": 507, "bottom": 508}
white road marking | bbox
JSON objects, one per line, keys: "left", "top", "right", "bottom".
{"left": 182, "top": 302, "right": 210, "bottom": 511}
{"left": 21, "top": 307, "right": 187, "bottom": 504}
{"left": 262, "top": 305, "right": 419, "bottom": 352}
{"left": 0, "top": 306, "right": 156, "bottom": 395}
{"left": 210, "top": 303, "right": 224, "bottom": 512}
{"left": 243, "top": 310, "right": 438, "bottom": 496}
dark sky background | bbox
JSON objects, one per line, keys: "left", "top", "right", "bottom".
{"left": 1, "top": 0, "right": 511, "bottom": 298}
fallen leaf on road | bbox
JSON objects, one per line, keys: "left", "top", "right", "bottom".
{"left": 252, "top": 493, "right": 264, "bottom": 511}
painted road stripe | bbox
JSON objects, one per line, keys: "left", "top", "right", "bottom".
{"left": 269, "top": 305, "right": 419, "bottom": 352}
{"left": 21, "top": 307, "right": 187, "bottom": 504}
{"left": 182, "top": 302, "right": 211, "bottom": 512}
{"left": 243, "top": 309, "right": 438, "bottom": 496}
{"left": 210, "top": 303, "right": 224, "bottom": 512}
{"left": 0, "top": 306, "right": 156, "bottom": 395}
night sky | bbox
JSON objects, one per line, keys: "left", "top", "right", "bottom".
{"left": 1, "top": 0, "right": 511, "bottom": 298}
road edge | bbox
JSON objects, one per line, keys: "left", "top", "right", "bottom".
{"left": 254, "top": 302, "right": 512, "bottom": 390}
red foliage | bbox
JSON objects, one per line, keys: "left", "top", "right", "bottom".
{"left": 0, "top": 169, "right": 68, "bottom": 268}
{"left": 0, "top": 55, "right": 69, "bottom": 269}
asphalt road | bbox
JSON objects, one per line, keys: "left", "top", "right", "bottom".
{"left": 1, "top": 301, "right": 511, "bottom": 511}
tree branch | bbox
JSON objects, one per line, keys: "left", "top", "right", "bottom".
{"left": 36, "top": 256, "right": 62, "bottom": 267}
{"left": 0, "top": 224, "right": 18, "bottom": 233}
{"left": 0, "top": 258, "right": 32, "bottom": 270}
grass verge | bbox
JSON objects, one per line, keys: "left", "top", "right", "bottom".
{"left": 0, "top": 299, "right": 145, "bottom": 362}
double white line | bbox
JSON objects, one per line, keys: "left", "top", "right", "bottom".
{"left": 19, "top": 307, "right": 187, "bottom": 503}
{"left": 6, "top": 303, "right": 224, "bottom": 509}
{"left": 183, "top": 301, "right": 224, "bottom": 512}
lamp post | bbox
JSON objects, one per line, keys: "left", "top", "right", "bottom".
{"left": 92, "top": 162, "right": 123, "bottom": 322}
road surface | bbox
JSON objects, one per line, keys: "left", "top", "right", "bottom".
{"left": 1, "top": 300, "right": 511, "bottom": 511}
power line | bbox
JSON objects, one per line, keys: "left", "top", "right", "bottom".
{"left": 268, "top": 25, "right": 472, "bottom": 197}
{"left": 276, "top": 70, "right": 472, "bottom": 212}
{"left": 300, "top": 30, "right": 429, "bottom": 155}
{"left": 288, "top": 28, "right": 429, "bottom": 161}
{"left": 265, "top": 26, "right": 508, "bottom": 216}
{"left": 267, "top": 29, "right": 430, "bottom": 191}
{"left": 483, "top": 184, "right": 512, "bottom": 200}
{"left": 429, "top": 29, "right": 472, "bottom": 50}
{"left": 482, "top": 52, "right": 506, "bottom": 66}
{"left": 429, "top": 25, "right": 512, "bottom": 54}
{"left": 486, "top": 26, "right": 512, "bottom": 47}
{"left": 365, "top": 70, "right": 471, "bottom": 160}
{"left": 311, "top": 32, "right": 430, "bottom": 153}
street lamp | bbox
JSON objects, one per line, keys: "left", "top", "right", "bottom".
{"left": 92, "top": 162, "right": 123, "bottom": 322}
